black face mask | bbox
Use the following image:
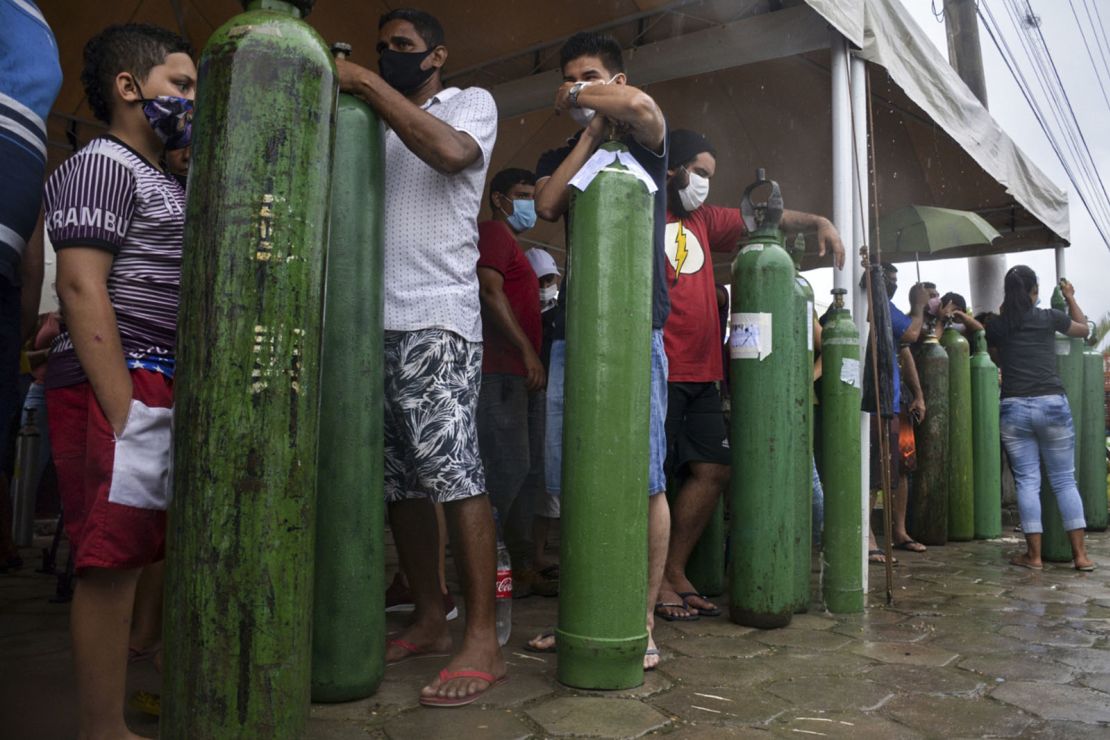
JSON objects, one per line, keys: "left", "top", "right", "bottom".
{"left": 379, "top": 48, "right": 437, "bottom": 95}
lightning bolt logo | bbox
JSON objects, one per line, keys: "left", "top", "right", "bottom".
{"left": 675, "top": 220, "right": 689, "bottom": 282}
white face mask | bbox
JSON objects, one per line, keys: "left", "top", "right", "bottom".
{"left": 678, "top": 171, "right": 710, "bottom": 212}
{"left": 568, "top": 74, "right": 620, "bottom": 129}
{"left": 540, "top": 284, "right": 559, "bottom": 310}
{"left": 569, "top": 107, "right": 595, "bottom": 127}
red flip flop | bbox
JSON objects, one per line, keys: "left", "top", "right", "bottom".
{"left": 386, "top": 638, "right": 450, "bottom": 666}
{"left": 418, "top": 668, "right": 508, "bottom": 707}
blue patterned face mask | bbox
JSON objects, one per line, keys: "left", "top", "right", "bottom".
{"left": 136, "top": 82, "right": 193, "bottom": 150}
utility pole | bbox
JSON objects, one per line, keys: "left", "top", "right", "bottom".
{"left": 944, "top": 0, "right": 1007, "bottom": 314}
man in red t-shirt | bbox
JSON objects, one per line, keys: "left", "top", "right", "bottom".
{"left": 659, "top": 130, "right": 846, "bottom": 619}
{"left": 476, "top": 167, "right": 551, "bottom": 595}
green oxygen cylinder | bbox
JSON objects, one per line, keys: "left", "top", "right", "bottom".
{"left": 310, "top": 42, "right": 385, "bottom": 703}
{"left": 970, "top": 330, "right": 1002, "bottom": 539}
{"left": 728, "top": 171, "right": 797, "bottom": 629}
{"left": 941, "top": 325, "right": 974, "bottom": 541}
{"left": 685, "top": 497, "right": 725, "bottom": 597}
{"left": 907, "top": 331, "right": 949, "bottom": 546}
{"left": 789, "top": 234, "right": 814, "bottom": 614}
{"left": 819, "top": 289, "right": 863, "bottom": 614}
{"left": 1081, "top": 345, "right": 1108, "bottom": 531}
{"left": 558, "top": 140, "right": 652, "bottom": 690}
{"left": 163, "top": 2, "right": 336, "bottom": 737}
{"left": 1039, "top": 329, "right": 1083, "bottom": 561}
{"left": 1037, "top": 286, "right": 1077, "bottom": 560}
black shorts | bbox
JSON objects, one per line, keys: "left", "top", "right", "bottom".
{"left": 665, "top": 381, "right": 731, "bottom": 478}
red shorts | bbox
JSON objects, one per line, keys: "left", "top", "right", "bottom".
{"left": 47, "top": 370, "right": 173, "bottom": 571}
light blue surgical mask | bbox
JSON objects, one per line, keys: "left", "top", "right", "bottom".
{"left": 1034, "top": 297, "right": 1041, "bottom": 307}
{"left": 504, "top": 199, "right": 537, "bottom": 233}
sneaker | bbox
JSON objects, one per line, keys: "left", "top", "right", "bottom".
{"left": 385, "top": 572, "right": 415, "bottom": 613}
{"left": 443, "top": 591, "right": 459, "bottom": 621}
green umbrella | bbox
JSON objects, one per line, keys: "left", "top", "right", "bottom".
{"left": 873, "top": 205, "right": 1002, "bottom": 280}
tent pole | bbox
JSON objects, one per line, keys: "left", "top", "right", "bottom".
{"left": 850, "top": 52, "right": 871, "bottom": 598}
{"left": 831, "top": 31, "right": 853, "bottom": 295}
{"left": 1055, "top": 246, "right": 1067, "bottom": 282}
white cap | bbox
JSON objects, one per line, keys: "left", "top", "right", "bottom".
{"left": 525, "top": 248, "right": 560, "bottom": 279}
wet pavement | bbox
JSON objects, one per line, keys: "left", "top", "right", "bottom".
{"left": 3, "top": 530, "right": 1110, "bottom": 738}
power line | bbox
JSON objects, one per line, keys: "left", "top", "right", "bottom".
{"left": 1083, "top": 0, "right": 1110, "bottom": 91}
{"left": 1067, "top": 0, "right": 1110, "bottom": 114}
{"left": 978, "top": 0, "right": 1110, "bottom": 250}
{"left": 1018, "top": 0, "right": 1110, "bottom": 233}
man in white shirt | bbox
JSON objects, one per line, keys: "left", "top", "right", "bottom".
{"left": 337, "top": 8, "right": 503, "bottom": 707}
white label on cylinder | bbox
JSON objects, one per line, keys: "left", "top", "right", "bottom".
{"left": 730, "top": 312, "right": 773, "bottom": 360}
{"left": 840, "top": 357, "right": 861, "bottom": 388}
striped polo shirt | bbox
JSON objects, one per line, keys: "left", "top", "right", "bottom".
{"left": 43, "top": 136, "right": 186, "bottom": 389}
{"left": 0, "top": 0, "right": 62, "bottom": 284}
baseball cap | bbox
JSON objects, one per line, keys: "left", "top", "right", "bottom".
{"left": 525, "top": 248, "right": 560, "bottom": 279}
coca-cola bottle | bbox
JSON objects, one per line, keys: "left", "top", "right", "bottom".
{"left": 495, "top": 539, "right": 512, "bottom": 646}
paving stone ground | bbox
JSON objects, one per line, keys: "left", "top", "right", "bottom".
{"left": 3, "top": 528, "right": 1110, "bottom": 738}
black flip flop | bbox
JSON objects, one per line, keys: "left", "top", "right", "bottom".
{"left": 893, "top": 539, "right": 926, "bottom": 553}
{"left": 677, "top": 591, "right": 721, "bottom": 617}
{"left": 654, "top": 601, "right": 699, "bottom": 622}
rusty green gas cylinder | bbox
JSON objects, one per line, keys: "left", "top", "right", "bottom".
{"left": 1081, "top": 346, "right": 1108, "bottom": 531}
{"left": 789, "top": 238, "right": 814, "bottom": 614}
{"left": 728, "top": 173, "right": 797, "bottom": 629}
{"left": 941, "top": 327, "right": 973, "bottom": 542}
{"left": 1039, "top": 335, "right": 1084, "bottom": 561}
{"left": 310, "top": 42, "right": 385, "bottom": 703}
{"left": 970, "top": 331, "right": 1002, "bottom": 539}
{"left": 907, "top": 337, "right": 949, "bottom": 546}
{"left": 163, "top": 1, "right": 336, "bottom": 737}
{"left": 558, "top": 141, "right": 652, "bottom": 690}
{"left": 819, "top": 289, "right": 863, "bottom": 613}
{"left": 686, "top": 497, "right": 725, "bottom": 597}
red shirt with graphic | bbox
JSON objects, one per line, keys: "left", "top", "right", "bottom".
{"left": 663, "top": 205, "right": 746, "bottom": 382}
{"left": 477, "top": 220, "right": 542, "bottom": 377}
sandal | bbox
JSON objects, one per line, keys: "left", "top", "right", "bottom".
{"left": 893, "top": 539, "right": 926, "bottom": 553}
{"left": 524, "top": 632, "right": 556, "bottom": 653}
{"left": 677, "top": 591, "right": 721, "bottom": 617}
{"left": 868, "top": 549, "right": 898, "bottom": 565}
{"left": 418, "top": 668, "right": 507, "bottom": 708}
{"left": 654, "top": 601, "right": 698, "bottom": 622}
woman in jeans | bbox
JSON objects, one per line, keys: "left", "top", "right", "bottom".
{"left": 985, "top": 265, "right": 1094, "bottom": 571}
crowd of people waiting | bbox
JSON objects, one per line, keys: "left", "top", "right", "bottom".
{"left": 0, "top": 3, "right": 1096, "bottom": 736}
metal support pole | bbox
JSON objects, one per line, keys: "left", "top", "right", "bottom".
{"left": 850, "top": 53, "right": 870, "bottom": 595}
{"left": 944, "top": 0, "right": 1006, "bottom": 315}
{"left": 1055, "top": 246, "right": 1067, "bottom": 282}
{"left": 831, "top": 32, "right": 853, "bottom": 295}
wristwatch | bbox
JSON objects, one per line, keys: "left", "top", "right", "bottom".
{"left": 567, "top": 81, "right": 588, "bottom": 108}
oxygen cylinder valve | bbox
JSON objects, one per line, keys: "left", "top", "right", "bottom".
{"left": 740, "top": 168, "right": 784, "bottom": 235}
{"left": 831, "top": 287, "right": 847, "bottom": 309}
{"left": 331, "top": 42, "right": 352, "bottom": 60}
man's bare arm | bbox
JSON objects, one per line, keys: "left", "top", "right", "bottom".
{"left": 780, "top": 209, "right": 845, "bottom": 270}
{"left": 557, "top": 82, "right": 665, "bottom": 153}
{"left": 337, "top": 59, "right": 481, "bottom": 175}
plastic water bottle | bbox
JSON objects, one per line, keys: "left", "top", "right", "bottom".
{"left": 495, "top": 540, "right": 512, "bottom": 646}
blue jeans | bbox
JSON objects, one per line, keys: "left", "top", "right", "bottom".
{"left": 545, "top": 330, "right": 668, "bottom": 499}
{"left": 999, "top": 394, "right": 1086, "bottom": 534}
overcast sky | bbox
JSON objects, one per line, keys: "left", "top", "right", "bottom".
{"left": 806, "top": 0, "right": 1110, "bottom": 323}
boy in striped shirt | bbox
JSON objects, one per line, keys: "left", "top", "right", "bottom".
{"left": 43, "top": 24, "right": 194, "bottom": 739}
